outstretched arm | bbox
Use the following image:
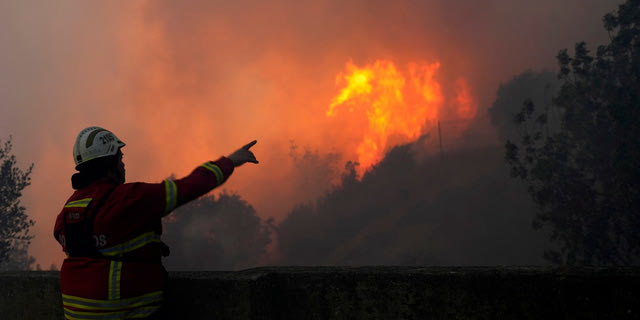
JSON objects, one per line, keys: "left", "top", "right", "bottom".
{"left": 163, "top": 140, "right": 259, "bottom": 215}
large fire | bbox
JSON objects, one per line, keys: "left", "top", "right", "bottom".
{"left": 327, "top": 59, "right": 476, "bottom": 173}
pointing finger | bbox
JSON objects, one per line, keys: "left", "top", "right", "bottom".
{"left": 243, "top": 140, "right": 257, "bottom": 150}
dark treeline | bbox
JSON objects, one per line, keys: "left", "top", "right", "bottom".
{"left": 276, "top": 143, "right": 550, "bottom": 266}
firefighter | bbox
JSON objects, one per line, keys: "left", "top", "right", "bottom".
{"left": 54, "top": 126, "right": 258, "bottom": 319}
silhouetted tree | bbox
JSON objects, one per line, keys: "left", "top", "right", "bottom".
{"left": 0, "top": 240, "right": 35, "bottom": 271}
{"left": 0, "top": 137, "right": 34, "bottom": 267}
{"left": 162, "top": 191, "right": 272, "bottom": 270}
{"left": 506, "top": 0, "right": 640, "bottom": 265}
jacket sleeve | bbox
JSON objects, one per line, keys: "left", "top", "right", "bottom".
{"left": 164, "top": 156, "right": 235, "bottom": 215}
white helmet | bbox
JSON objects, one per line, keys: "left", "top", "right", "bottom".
{"left": 73, "top": 127, "right": 125, "bottom": 168}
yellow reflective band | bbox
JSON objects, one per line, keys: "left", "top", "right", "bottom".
{"left": 201, "top": 162, "right": 224, "bottom": 185}
{"left": 124, "top": 305, "right": 161, "bottom": 318}
{"left": 99, "top": 232, "right": 161, "bottom": 257}
{"left": 108, "top": 261, "right": 122, "bottom": 300}
{"left": 63, "top": 304, "right": 161, "bottom": 320}
{"left": 163, "top": 180, "right": 178, "bottom": 214}
{"left": 63, "top": 307, "right": 124, "bottom": 320}
{"left": 64, "top": 198, "right": 93, "bottom": 208}
{"left": 62, "top": 291, "right": 163, "bottom": 311}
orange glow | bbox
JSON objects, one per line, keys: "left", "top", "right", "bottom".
{"left": 409, "top": 62, "right": 442, "bottom": 121}
{"left": 327, "top": 60, "right": 474, "bottom": 174}
{"left": 454, "top": 77, "right": 477, "bottom": 119}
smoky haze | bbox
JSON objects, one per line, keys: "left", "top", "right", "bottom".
{"left": 0, "top": 0, "right": 618, "bottom": 268}
{"left": 162, "top": 192, "right": 272, "bottom": 271}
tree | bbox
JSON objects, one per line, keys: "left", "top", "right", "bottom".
{"left": 505, "top": 0, "right": 640, "bottom": 265}
{"left": 0, "top": 137, "right": 34, "bottom": 266}
{"left": 0, "top": 240, "right": 35, "bottom": 271}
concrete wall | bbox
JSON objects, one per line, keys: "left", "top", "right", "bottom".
{"left": 1, "top": 267, "right": 639, "bottom": 319}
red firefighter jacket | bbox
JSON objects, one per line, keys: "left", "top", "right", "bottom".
{"left": 53, "top": 157, "right": 234, "bottom": 319}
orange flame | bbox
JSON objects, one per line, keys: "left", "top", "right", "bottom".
{"left": 327, "top": 60, "right": 477, "bottom": 174}
{"left": 327, "top": 61, "right": 408, "bottom": 170}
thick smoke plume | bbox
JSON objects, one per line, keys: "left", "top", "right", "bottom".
{"left": 0, "top": 0, "right": 618, "bottom": 268}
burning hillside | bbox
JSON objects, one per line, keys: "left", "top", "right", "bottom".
{"left": 327, "top": 60, "right": 477, "bottom": 174}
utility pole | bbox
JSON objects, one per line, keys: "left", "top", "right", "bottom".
{"left": 438, "top": 120, "right": 443, "bottom": 160}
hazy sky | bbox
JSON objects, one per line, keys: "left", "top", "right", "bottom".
{"left": 0, "top": 0, "right": 619, "bottom": 268}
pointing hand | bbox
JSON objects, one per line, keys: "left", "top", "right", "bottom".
{"left": 228, "top": 140, "right": 259, "bottom": 167}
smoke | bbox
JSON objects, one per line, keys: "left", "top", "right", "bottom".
{"left": 288, "top": 143, "right": 341, "bottom": 204}
{"left": 162, "top": 192, "right": 272, "bottom": 271}
{"left": 488, "top": 71, "right": 561, "bottom": 142}
{"left": 0, "top": 0, "right": 619, "bottom": 268}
